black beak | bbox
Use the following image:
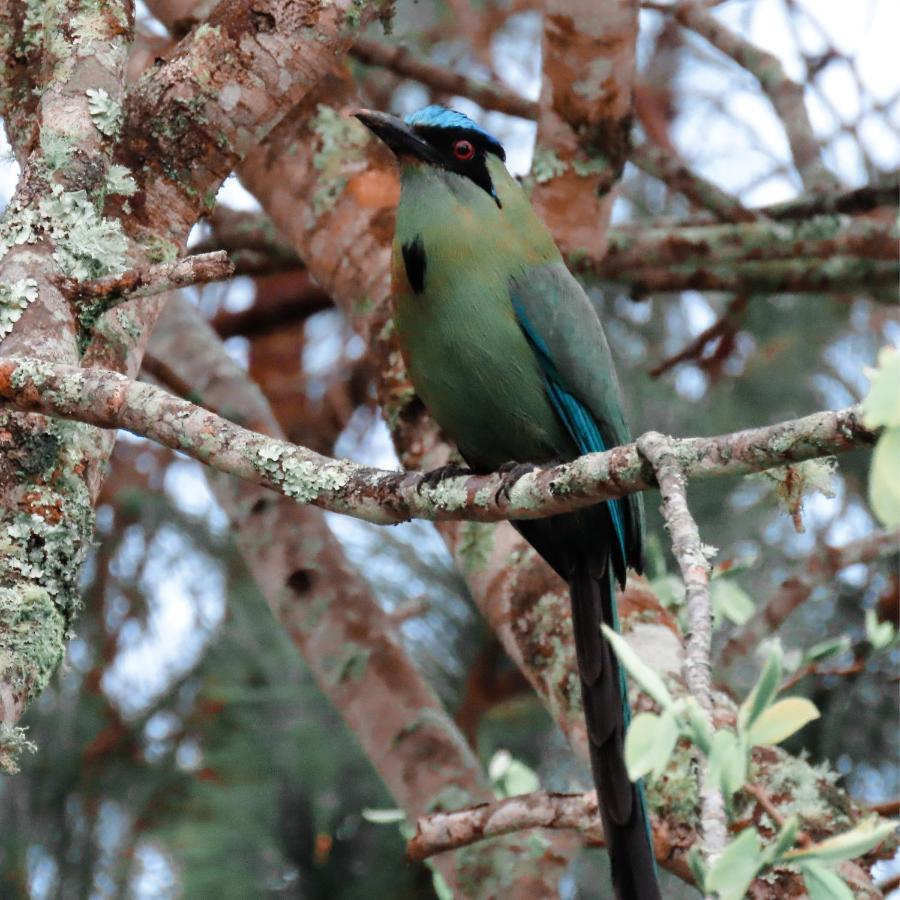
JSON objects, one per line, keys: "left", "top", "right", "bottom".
{"left": 353, "top": 109, "right": 438, "bottom": 163}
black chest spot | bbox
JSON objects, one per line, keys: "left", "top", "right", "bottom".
{"left": 402, "top": 236, "right": 427, "bottom": 294}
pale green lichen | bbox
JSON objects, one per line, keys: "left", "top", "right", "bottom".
{"left": 310, "top": 104, "right": 369, "bottom": 217}
{"left": 345, "top": 0, "right": 367, "bottom": 27}
{"left": 531, "top": 148, "right": 568, "bottom": 184}
{"left": 85, "top": 87, "right": 122, "bottom": 137}
{"left": 0, "top": 185, "right": 129, "bottom": 283}
{"left": 40, "top": 127, "right": 77, "bottom": 175}
{"left": 0, "top": 277, "right": 38, "bottom": 339}
{"left": 105, "top": 164, "right": 137, "bottom": 197}
{"left": 255, "top": 444, "right": 351, "bottom": 503}
{"left": 645, "top": 739, "right": 700, "bottom": 824}
{"left": 21, "top": 0, "right": 44, "bottom": 52}
{"left": 140, "top": 234, "right": 179, "bottom": 264}
{"left": 754, "top": 750, "right": 851, "bottom": 830}
{"left": 572, "top": 155, "right": 609, "bottom": 177}
{"left": 0, "top": 722, "right": 38, "bottom": 774}
{"left": 457, "top": 521, "right": 494, "bottom": 574}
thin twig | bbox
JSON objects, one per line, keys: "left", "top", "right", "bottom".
{"left": 637, "top": 432, "right": 728, "bottom": 870}
{"left": 649, "top": 295, "right": 748, "bottom": 377}
{"left": 743, "top": 783, "right": 813, "bottom": 847}
{"left": 351, "top": 38, "right": 538, "bottom": 120}
{"left": 0, "top": 357, "right": 878, "bottom": 527}
{"left": 778, "top": 658, "right": 866, "bottom": 693}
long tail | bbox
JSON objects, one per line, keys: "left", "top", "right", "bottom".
{"left": 569, "top": 559, "right": 661, "bottom": 900}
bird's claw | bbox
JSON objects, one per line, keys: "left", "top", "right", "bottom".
{"left": 495, "top": 461, "right": 538, "bottom": 504}
{"left": 417, "top": 463, "right": 473, "bottom": 494}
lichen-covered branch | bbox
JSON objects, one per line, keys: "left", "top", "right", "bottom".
{"left": 719, "top": 529, "right": 900, "bottom": 667}
{"left": 148, "top": 297, "right": 569, "bottom": 897}
{"left": 407, "top": 791, "right": 603, "bottom": 861}
{"left": 603, "top": 215, "right": 896, "bottom": 270}
{"left": 0, "top": 357, "right": 877, "bottom": 526}
{"left": 636, "top": 432, "right": 728, "bottom": 870}
{"left": 0, "top": 0, "right": 132, "bottom": 750}
{"left": 579, "top": 256, "right": 898, "bottom": 297}
{"left": 71, "top": 251, "right": 233, "bottom": 303}
{"left": 0, "top": 0, "right": 397, "bottom": 751}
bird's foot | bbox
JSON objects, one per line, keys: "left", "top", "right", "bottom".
{"left": 495, "top": 461, "right": 538, "bottom": 504}
{"left": 417, "top": 463, "right": 473, "bottom": 494}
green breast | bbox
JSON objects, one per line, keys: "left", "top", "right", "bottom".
{"left": 393, "top": 163, "right": 574, "bottom": 470}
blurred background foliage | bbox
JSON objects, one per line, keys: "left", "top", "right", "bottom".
{"left": 1, "top": 0, "right": 897, "bottom": 895}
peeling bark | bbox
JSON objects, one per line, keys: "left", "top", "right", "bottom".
{"left": 531, "top": 0, "right": 638, "bottom": 256}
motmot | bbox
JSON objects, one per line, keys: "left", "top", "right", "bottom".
{"left": 355, "top": 105, "right": 660, "bottom": 900}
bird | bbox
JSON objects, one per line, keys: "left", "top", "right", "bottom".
{"left": 354, "top": 104, "right": 660, "bottom": 900}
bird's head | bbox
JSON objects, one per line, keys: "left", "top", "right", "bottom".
{"left": 354, "top": 105, "right": 507, "bottom": 207}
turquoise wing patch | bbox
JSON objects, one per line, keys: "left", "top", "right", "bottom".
{"left": 512, "top": 295, "right": 627, "bottom": 559}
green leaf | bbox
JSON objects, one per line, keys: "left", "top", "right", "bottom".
{"left": 738, "top": 642, "right": 783, "bottom": 733}
{"left": 869, "top": 427, "right": 900, "bottom": 527}
{"left": 361, "top": 808, "right": 406, "bottom": 824}
{"left": 488, "top": 750, "right": 540, "bottom": 797}
{"left": 625, "top": 710, "right": 678, "bottom": 781}
{"left": 748, "top": 697, "right": 820, "bottom": 746}
{"left": 865, "top": 608, "right": 895, "bottom": 650}
{"left": 600, "top": 625, "right": 673, "bottom": 709}
{"left": 705, "top": 828, "right": 764, "bottom": 900}
{"left": 862, "top": 346, "right": 900, "bottom": 428}
{"left": 765, "top": 815, "right": 801, "bottom": 862}
{"left": 432, "top": 872, "right": 454, "bottom": 900}
{"left": 707, "top": 729, "right": 748, "bottom": 800}
{"left": 687, "top": 846, "right": 707, "bottom": 892}
{"left": 783, "top": 818, "right": 898, "bottom": 863}
{"left": 797, "top": 862, "right": 854, "bottom": 900}
{"left": 711, "top": 578, "right": 756, "bottom": 626}
{"left": 501, "top": 759, "right": 540, "bottom": 797}
{"left": 488, "top": 749, "right": 511, "bottom": 782}
{"left": 683, "top": 697, "right": 713, "bottom": 755}
{"left": 802, "top": 636, "right": 851, "bottom": 665}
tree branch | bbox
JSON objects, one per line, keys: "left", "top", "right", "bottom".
{"left": 407, "top": 791, "right": 604, "bottom": 862}
{"left": 351, "top": 38, "right": 537, "bottom": 120}
{"left": 71, "top": 252, "right": 234, "bottom": 303}
{"left": 637, "top": 433, "right": 728, "bottom": 870}
{"left": 0, "top": 357, "right": 877, "bottom": 526}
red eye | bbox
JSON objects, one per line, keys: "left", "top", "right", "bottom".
{"left": 453, "top": 139, "right": 475, "bottom": 161}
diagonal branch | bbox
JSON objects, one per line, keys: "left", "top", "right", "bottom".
{"left": 0, "top": 357, "right": 878, "bottom": 525}
{"left": 351, "top": 38, "right": 537, "bottom": 120}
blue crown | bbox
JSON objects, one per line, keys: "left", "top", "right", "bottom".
{"left": 405, "top": 105, "right": 505, "bottom": 158}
